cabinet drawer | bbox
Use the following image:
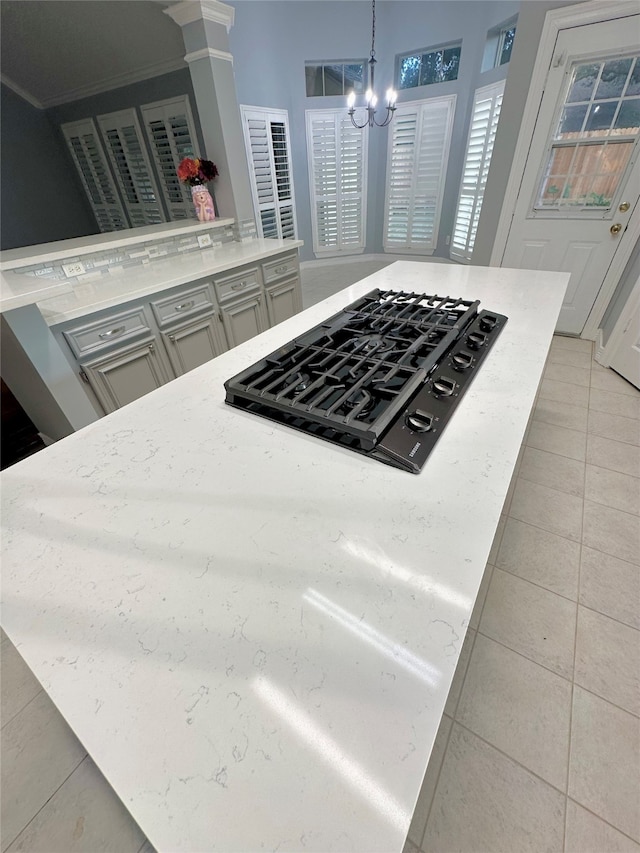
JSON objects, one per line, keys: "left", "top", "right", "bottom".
{"left": 150, "top": 283, "right": 215, "bottom": 328}
{"left": 262, "top": 253, "right": 299, "bottom": 285}
{"left": 213, "top": 268, "right": 260, "bottom": 304}
{"left": 63, "top": 307, "right": 151, "bottom": 359}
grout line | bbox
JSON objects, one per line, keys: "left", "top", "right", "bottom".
{"left": 566, "top": 796, "right": 640, "bottom": 847}
{"left": 0, "top": 687, "right": 44, "bottom": 732}
{"left": 564, "top": 417, "right": 586, "bottom": 850}
{"left": 452, "top": 718, "right": 569, "bottom": 797}
{"left": 475, "top": 624, "right": 574, "bottom": 685}
{"left": 1, "top": 754, "right": 88, "bottom": 851}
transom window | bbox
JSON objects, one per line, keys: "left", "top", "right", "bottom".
{"left": 305, "top": 62, "right": 366, "bottom": 97}
{"left": 537, "top": 55, "right": 640, "bottom": 211}
{"left": 397, "top": 44, "right": 461, "bottom": 91}
{"left": 497, "top": 26, "right": 516, "bottom": 66}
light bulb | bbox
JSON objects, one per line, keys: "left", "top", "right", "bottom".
{"left": 370, "top": 93, "right": 378, "bottom": 108}
{"left": 387, "top": 88, "right": 397, "bottom": 106}
{"left": 365, "top": 88, "right": 373, "bottom": 105}
{"left": 347, "top": 91, "right": 356, "bottom": 109}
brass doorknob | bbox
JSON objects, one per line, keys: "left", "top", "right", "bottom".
{"left": 619, "top": 202, "right": 630, "bottom": 212}
{"left": 610, "top": 223, "right": 622, "bottom": 235}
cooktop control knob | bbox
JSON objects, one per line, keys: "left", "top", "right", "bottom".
{"left": 406, "top": 409, "right": 434, "bottom": 432}
{"left": 480, "top": 314, "right": 497, "bottom": 332}
{"left": 467, "top": 331, "right": 487, "bottom": 350}
{"left": 433, "top": 377, "right": 456, "bottom": 397}
{"left": 452, "top": 351, "right": 473, "bottom": 371}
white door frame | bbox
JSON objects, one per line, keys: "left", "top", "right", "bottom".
{"left": 596, "top": 273, "right": 640, "bottom": 366}
{"left": 489, "top": 0, "right": 640, "bottom": 340}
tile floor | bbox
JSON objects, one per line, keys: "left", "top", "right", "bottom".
{"left": 2, "top": 261, "right": 639, "bottom": 852}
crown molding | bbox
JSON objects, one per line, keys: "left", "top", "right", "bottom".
{"left": 36, "top": 57, "right": 187, "bottom": 109}
{"left": 164, "top": 0, "right": 234, "bottom": 32}
{"left": 0, "top": 74, "right": 44, "bottom": 109}
{"left": 184, "top": 46, "right": 233, "bottom": 65}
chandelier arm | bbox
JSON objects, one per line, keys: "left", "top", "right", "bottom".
{"left": 349, "top": 109, "right": 373, "bottom": 130}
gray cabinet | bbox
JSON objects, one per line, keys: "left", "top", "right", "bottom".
{"left": 160, "top": 313, "right": 227, "bottom": 376}
{"left": 52, "top": 247, "right": 302, "bottom": 416}
{"left": 82, "top": 338, "right": 170, "bottom": 414}
{"left": 219, "top": 293, "right": 268, "bottom": 348}
{"left": 265, "top": 276, "right": 302, "bottom": 327}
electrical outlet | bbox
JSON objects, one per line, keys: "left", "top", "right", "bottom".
{"left": 197, "top": 233, "right": 212, "bottom": 248}
{"left": 62, "top": 261, "right": 86, "bottom": 277}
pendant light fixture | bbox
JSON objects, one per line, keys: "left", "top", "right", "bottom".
{"left": 347, "top": 0, "right": 397, "bottom": 128}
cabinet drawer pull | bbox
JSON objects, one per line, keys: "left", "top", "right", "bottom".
{"left": 175, "top": 300, "right": 195, "bottom": 312}
{"left": 274, "top": 265, "right": 288, "bottom": 274}
{"left": 149, "top": 344, "right": 154, "bottom": 352}
{"left": 99, "top": 325, "right": 126, "bottom": 339}
{"left": 231, "top": 281, "right": 247, "bottom": 291}
{"left": 168, "top": 334, "right": 176, "bottom": 342}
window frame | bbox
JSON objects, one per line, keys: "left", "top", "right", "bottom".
{"left": 305, "top": 60, "right": 367, "bottom": 98}
{"left": 395, "top": 42, "right": 462, "bottom": 92}
{"left": 305, "top": 107, "right": 369, "bottom": 258}
{"left": 383, "top": 94, "right": 456, "bottom": 255}
{"left": 450, "top": 80, "right": 505, "bottom": 263}
{"left": 240, "top": 105, "right": 298, "bottom": 241}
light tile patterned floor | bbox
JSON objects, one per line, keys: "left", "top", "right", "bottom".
{"left": 2, "top": 263, "right": 639, "bottom": 852}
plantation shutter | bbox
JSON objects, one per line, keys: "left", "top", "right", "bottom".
{"left": 61, "top": 118, "right": 129, "bottom": 233}
{"left": 306, "top": 109, "right": 368, "bottom": 256}
{"left": 384, "top": 95, "right": 456, "bottom": 253}
{"left": 241, "top": 106, "right": 297, "bottom": 240}
{"left": 451, "top": 80, "right": 504, "bottom": 262}
{"left": 97, "top": 109, "right": 165, "bottom": 228}
{"left": 140, "top": 96, "right": 199, "bottom": 220}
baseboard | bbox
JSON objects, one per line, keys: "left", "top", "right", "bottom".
{"left": 594, "top": 328, "right": 607, "bottom": 367}
{"left": 299, "top": 254, "right": 458, "bottom": 270}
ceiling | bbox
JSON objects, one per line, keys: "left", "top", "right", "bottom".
{"left": 0, "top": 0, "right": 186, "bottom": 108}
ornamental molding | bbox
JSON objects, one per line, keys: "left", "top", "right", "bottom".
{"left": 164, "top": 1, "right": 235, "bottom": 32}
{"left": 34, "top": 57, "right": 187, "bottom": 109}
{"left": 0, "top": 74, "right": 44, "bottom": 109}
{"left": 184, "top": 46, "right": 233, "bottom": 65}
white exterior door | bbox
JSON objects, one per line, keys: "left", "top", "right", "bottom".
{"left": 502, "top": 15, "right": 640, "bottom": 334}
{"left": 608, "top": 279, "right": 640, "bottom": 388}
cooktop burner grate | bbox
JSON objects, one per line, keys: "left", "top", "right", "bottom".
{"left": 225, "top": 288, "right": 508, "bottom": 472}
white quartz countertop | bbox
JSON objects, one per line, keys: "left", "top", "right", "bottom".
{"left": 0, "top": 219, "right": 235, "bottom": 271}
{"left": 0, "top": 262, "right": 569, "bottom": 853}
{"left": 0, "top": 237, "right": 302, "bottom": 318}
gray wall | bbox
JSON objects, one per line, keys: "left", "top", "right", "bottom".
{"left": 229, "top": 0, "right": 518, "bottom": 262}
{"left": 1, "top": 69, "right": 207, "bottom": 250}
{"left": 472, "top": 0, "right": 588, "bottom": 265}
{"left": 0, "top": 84, "right": 96, "bottom": 250}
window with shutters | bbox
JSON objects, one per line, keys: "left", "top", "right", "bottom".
{"left": 240, "top": 106, "right": 297, "bottom": 240}
{"left": 97, "top": 109, "right": 165, "bottom": 228}
{"left": 451, "top": 80, "right": 504, "bottom": 262}
{"left": 306, "top": 109, "right": 368, "bottom": 257}
{"left": 384, "top": 95, "right": 455, "bottom": 254}
{"left": 61, "top": 118, "right": 129, "bottom": 232}
{"left": 140, "top": 96, "right": 199, "bottom": 220}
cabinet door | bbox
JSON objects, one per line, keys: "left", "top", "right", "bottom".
{"left": 220, "top": 294, "right": 268, "bottom": 348}
{"left": 265, "top": 276, "right": 302, "bottom": 327}
{"left": 84, "top": 339, "right": 169, "bottom": 414}
{"left": 160, "top": 314, "right": 228, "bottom": 377}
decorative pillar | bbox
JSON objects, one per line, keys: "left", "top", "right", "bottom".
{"left": 164, "top": 0, "right": 256, "bottom": 241}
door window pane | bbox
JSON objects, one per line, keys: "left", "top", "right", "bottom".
{"left": 594, "top": 59, "right": 633, "bottom": 99}
{"left": 536, "top": 54, "right": 640, "bottom": 211}
{"left": 567, "top": 64, "right": 599, "bottom": 103}
{"left": 584, "top": 101, "right": 617, "bottom": 134}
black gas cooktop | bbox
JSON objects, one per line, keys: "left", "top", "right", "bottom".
{"left": 224, "top": 289, "right": 507, "bottom": 473}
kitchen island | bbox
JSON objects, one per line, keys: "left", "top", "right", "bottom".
{"left": 1, "top": 262, "right": 569, "bottom": 852}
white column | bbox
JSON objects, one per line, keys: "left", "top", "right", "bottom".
{"left": 165, "top": 0, "right": 256, "bottom": 239}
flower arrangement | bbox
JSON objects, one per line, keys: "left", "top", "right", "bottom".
{"left": 177, "top": 157, "right": 219, "bottom": 186}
